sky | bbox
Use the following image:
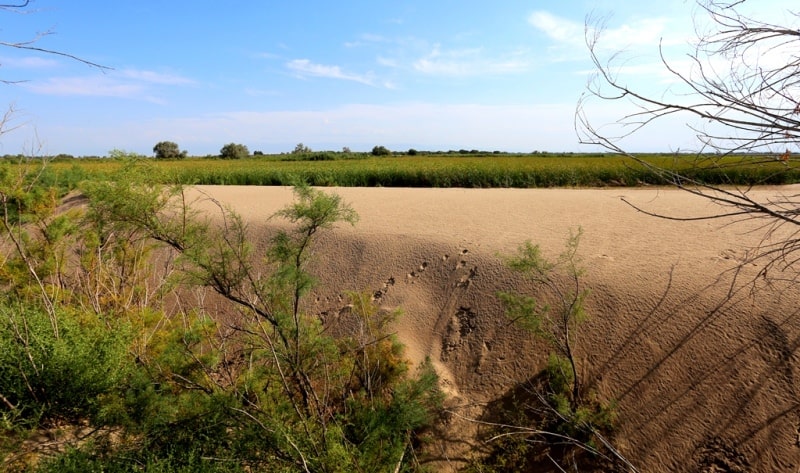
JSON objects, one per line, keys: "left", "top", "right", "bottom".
{"left": 0, "top": 0, "right": 794, "bottom": 156}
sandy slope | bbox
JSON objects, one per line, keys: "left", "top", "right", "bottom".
{"left": 191, "top": 185, "right": 800, "bottom": 472}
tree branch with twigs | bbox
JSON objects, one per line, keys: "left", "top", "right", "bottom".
{"left": 577, "top": 0, "right": 800, "bottom": 279}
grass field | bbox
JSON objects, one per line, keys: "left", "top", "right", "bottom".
{"left": 18, "top": 152, "right": 800, "bottom": 189}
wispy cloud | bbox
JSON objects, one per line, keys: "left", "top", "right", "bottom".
{"left": 254, "top": 51, "right": 281, "bottom": 60}
{"left": 529, "top": 11, "right": 683, "bottom": 56}
{"left": 24, "top": 76, "right": 146, "bottom": 98}
{"left": 119, "top": 69, "right": 195, "bottom": 85}
{"left": 413, "top": 45, "right": 530, "bottom": 76}
{"left": 22, "top": 68, "right": 195, "bottom": 101}
{"left": 344, "top": 33, "right": 388, "bottom": 48}
{"left": 528, "top": 11, "right": 584, "bottom": 47}
{"left": 286, "top": 59, "right": 377, "bottom": 86}
{"left": 0, "top": 56, "right": 59, "bottom": 69}
{"left": 376, "top": 56, "right": 399, "bottom": 68}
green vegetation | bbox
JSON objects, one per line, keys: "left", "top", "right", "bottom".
{"left": 0, "top": 160, "right": 442, "bottom": 472}
{"left": 13, "top": 152, "right": 800, "bottom": 188}
{"left": 219, "top": 143, "right": 249, "bottom": 160}
{"left": 469, "top": 230, "right": 623, "bottom": 471}
{"left": 371, "top": 145, "right": 391, "bottom": 156}
{"left": 0, "top": 148, "right": 788, "bottom": 471}
{"left": 153, "top": 141, "right": 187, "bottom": 160}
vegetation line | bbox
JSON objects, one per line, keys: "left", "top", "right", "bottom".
{"left": 9, "top": 151, "right": 800, "bottom": 190}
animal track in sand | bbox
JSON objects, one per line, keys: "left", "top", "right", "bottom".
{"left": 457, "top": 266, "right": 478, "bottom": 288}
{"left": 406, "top": 261, "right": 430, "bottom": 282}
{"left": 442, "top": 306, "right": 478, "bottom": 360}
{"left": 373, "top": 277, "right": 395, "bottom": 301}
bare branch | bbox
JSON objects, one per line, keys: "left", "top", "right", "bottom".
{"left": 579, "top": 0, "right": 800, "bottom": 276}
{"left": 0, "top": 3, "right": 112, "bottom": 74}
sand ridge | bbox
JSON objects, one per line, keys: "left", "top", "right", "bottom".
{"left": 190, "top": 185, "right": 800, "bottom": 472}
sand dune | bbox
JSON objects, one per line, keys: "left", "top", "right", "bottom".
{"left": 191, "top": 185, "right": 800, "bottom": 472}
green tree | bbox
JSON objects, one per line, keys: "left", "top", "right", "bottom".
{"left": 293, "top": 143, "right": 312, "bottom": 154}
{"left": 153, "top": 141, "right": 187, "bottom": 160}
{"left": 371, "top": 145, "right": 390, "bottom": 156}
{"left": 219, "top": 143, "right": 249, "bottom": 159}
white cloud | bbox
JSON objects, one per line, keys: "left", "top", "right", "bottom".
{"left": 529, "top": 10, "right": 688, "bottom": 58}
{"left": 594, "top": 17, "right": 675, "bottom": 51}
{"left": 413, "top": 45, "right": 530, "bottom": 76}
{"left": 528, "top": 11, "right": 584, "bottom": 47}
{"left": 286, "top": 59, "right": 377, "bottom": 86}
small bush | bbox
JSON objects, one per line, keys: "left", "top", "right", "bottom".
{"left": 0, "top": 306, "right": 132, "bottom": 426}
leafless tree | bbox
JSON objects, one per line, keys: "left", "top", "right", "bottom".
{"left": 578, "top": 0, "right": 800, "bottom": 280}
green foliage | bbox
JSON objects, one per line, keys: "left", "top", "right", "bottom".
{"left": 371, "top": 145, "right": 391, "bottom": 156}
{"left": 0, "top": 305, "right": 132, "bottom": 427}
{"left": 107, "top": 149, "right": 146, "bottom": 160}
{"left": 0, "top": 166, "right": 441, "bottom": 471}
{"left": 35, "top": 446, "right": 247, "bottom": 472}
{"left": 277, "top": 151, "right": 366, "bottom": 162}
{"left": 498, "top": 228, "right": 587, "bottom": 405}
{"left": 219, "top": 143, "right": 249, "bottom": 160}
{"left": 153, "top": 141, "right": 187, "bottom": 160}
{"left": 0, "top": 158, "right": 442, "bottom": 471}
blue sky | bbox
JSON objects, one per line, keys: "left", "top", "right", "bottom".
{"left": 0, "top": 1, "right": 792, "bottom": 156}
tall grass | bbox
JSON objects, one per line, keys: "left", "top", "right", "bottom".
{"left": 39, "top": 154, "right": 800, "bottom": 188}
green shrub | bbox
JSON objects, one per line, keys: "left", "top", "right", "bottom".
{"left": 478, "top": 231, "right": 622, "bottom": 470}
{"left": 0, "top": 306, "right": 132, "bottom": 426}
{"left": 36, "top": 446, "right": 246, "bottom": 473}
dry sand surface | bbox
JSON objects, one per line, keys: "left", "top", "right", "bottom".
{"left": 191, "top": 185, "right": 800, "bottom": 472}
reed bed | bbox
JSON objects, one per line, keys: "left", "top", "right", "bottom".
{"left": 35, "top": 153, "right": 800, "bottom": 189}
